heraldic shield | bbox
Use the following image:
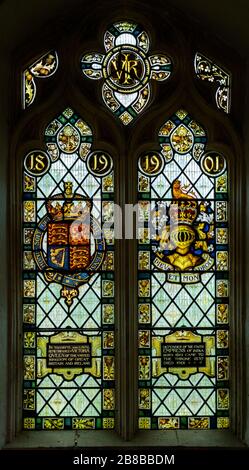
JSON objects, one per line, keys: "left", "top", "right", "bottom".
{"left": 33, "top": 181, "right": 105, "bottom": 305}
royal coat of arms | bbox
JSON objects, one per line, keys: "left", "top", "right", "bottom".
{"left": 152, "top": 179, "right": 215, "bottom": 282}
{"left": 33, "top": 182, "right": 105, "bottom": 305}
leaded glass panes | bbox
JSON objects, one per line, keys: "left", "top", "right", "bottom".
{"left": 137, "top": 109, "right": 229, "bottom": 430}
{"left": 22, "top": 108, "right": 115, "bottom": 430}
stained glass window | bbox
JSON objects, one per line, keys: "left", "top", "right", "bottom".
{"left": 22, "top": 108, "right": 115, "bottom": 430}
{"left": 137, "top": 109, "right": 229, "bottom": 430}
{"left": 81, "top": 21, "right": 172, "bottom": 125}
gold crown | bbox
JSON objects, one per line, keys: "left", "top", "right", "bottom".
{"left": 46, "top": 182, "right": 92, "bottom": 221}
{"left": 170, "top": 199, "right": 198, "bottom": 226}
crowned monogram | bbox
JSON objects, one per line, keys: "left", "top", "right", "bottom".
{"left": 81, "top": 21, "right": 172, "bottom": 125}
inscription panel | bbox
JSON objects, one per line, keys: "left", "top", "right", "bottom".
{"left": 47, "top": 343, "right": 92, "bottom": 368}
{"left": 161, "top": 342, "right": 206, "bottom": 367}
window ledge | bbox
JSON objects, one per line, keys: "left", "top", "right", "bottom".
{"left": 4, "top": 430, "right": 246, "bottom": 449}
